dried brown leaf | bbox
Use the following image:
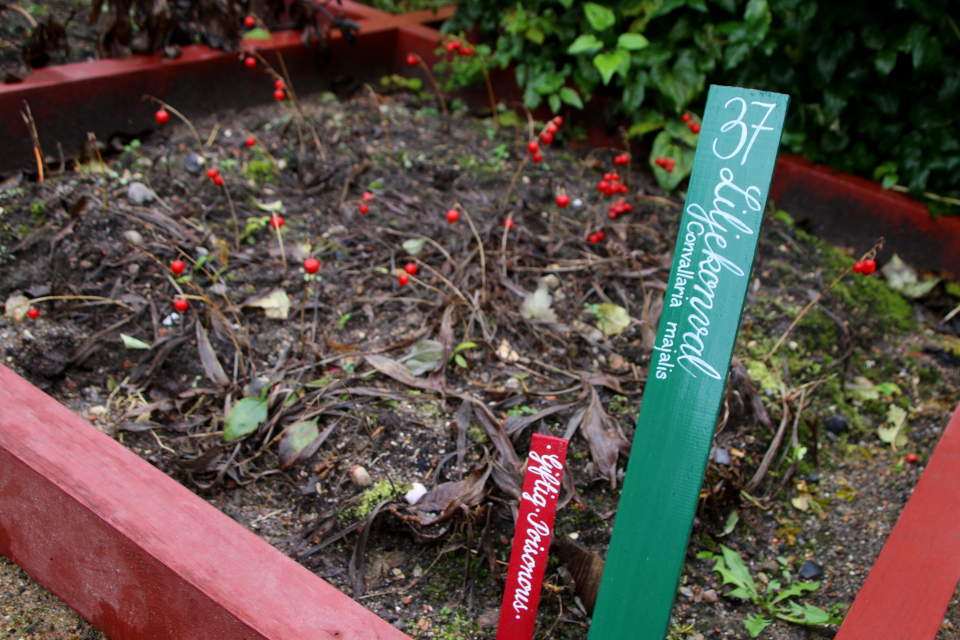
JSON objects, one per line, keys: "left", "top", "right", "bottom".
{"left": 581, "top": 383, "right": 629, "bottom": 488}
{"left": 196, "top": 321, "right": 230, "bottom": 387}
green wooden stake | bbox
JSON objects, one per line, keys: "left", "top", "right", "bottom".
{"left": 589, "top": 85, "right": 789, "bottom": 640}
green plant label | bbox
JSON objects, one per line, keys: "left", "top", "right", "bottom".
{"left": 589, "top": 85, "right": 789, "bottom": 640}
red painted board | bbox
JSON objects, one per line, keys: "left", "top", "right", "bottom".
{"left": 0, "top": 364, "right": 410, "bottom": 640}
{"left": 497, "top": 434, "right": 568, "bottom": 640}
{"left": 769, "top": 154, "right": 960, "bottom": 281}
{"left": 834, "top": 402, "right": 960, "bottom": 640}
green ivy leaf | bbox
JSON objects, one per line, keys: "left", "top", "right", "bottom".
{"left": 224, "top": 397, "right": 268, "bottom": 441}
{"left": 559, "top": 87, "right": 584, "bottom": 109}
{"left": 549, "top": 93, "right": 562, "bottom": 113}
{"left": 583, "top": 3, "right": 616, "bottom": 31}
{"left": 525, "top": 26, "right": 545, "bottom": 45}
{"left": 875, "top": 49, "right": 898, "bottom": 76}
{"left": 617, "top": 33, "right": 650, "bottom": 51}
{"left": 593, "top": 49, "right": 630, "bottom": 85}
{"left": 627, "top": 109, "right": 665, "bottom": 137}
{"left": 568, "top": 34, "right": 604, "bottom": 55}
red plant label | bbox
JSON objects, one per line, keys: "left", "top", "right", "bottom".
{"left": 496, "top": 433, "right": 568, "bottom": 640}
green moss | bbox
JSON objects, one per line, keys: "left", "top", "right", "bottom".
{"left": 341, "top": 480, "right": 403, "bottom": 520}
{"left": 243, "top": 159, "right": 276, "bottom": 183}
{"left": 795, "top": 308, "right": 838, "bottom": 352}
{"left": 466, "top": 425, "right": 489, "bottom": 445}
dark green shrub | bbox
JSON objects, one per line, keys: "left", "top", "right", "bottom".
{"left": 443, "top": 0, "right": 960, "bottom": 203}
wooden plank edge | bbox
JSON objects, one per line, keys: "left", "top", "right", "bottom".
{"left": 834, "top": 401, "right": 960, "bottom": 639}
{"left": 0, "top": 364, "right": 410, "bottom": 640}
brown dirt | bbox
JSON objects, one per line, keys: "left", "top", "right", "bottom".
{"left": 0, "top": 79, "right": 958, "bottom": 640}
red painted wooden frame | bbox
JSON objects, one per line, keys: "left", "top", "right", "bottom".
{"left": 834, "top": 403, "right": 960, "bottom": 639}
{"left": 0, "top": 364, "right": 411, "bottom": 639}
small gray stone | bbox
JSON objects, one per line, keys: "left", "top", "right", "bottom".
{"left": 798, "top": 560, "right": 823, "bottom": 579}
{"left": 184, "top": 152, "right": 202, "bottom": 175}
{"left": 126, "top": 182, "right": 155, "bottom": 205}
{"left": 122, "top": 230, "right": 144, "bottom": 246}
{"left": 825, "top": 415, "right": 848, "bottom": 435}
{"left": 710, "top": 447, "right": 731, "bottom": 465}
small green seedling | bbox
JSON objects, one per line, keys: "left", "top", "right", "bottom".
{"left": 697, "top": 546, "right": 843, "bottom": 637}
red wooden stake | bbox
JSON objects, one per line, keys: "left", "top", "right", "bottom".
{"left": 497, "top": 434, "right": 568, "bottom": 640}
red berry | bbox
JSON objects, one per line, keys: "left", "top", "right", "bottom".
{"left": 541, "top": 132, "right": 553, "bottom": 145}
{"left": 654, "top": 158, "right": 665, "bottom": 167}
{"left": 553, "top": 117, "right": 563, "bottom": 127}
{"left": 27, "top": 307, "right": 39, "bottom": 320}
{"left": 460, "top": 47, "right": 473, "bottom": 56}
{"left": 155, "top": 109, "right": 170, "bottom": 124}
{"left": 546, "top": 122, "right": 558, "bottom": 134}
{"left": 689, "top": 122, "right": 701, "bottom": 134}
{"left": 503, "top": 219, "right": 515, "bottom": 229}
{"left": 404, "top": 262, "right": 418, "bottom": 275}
{"left": 666, "top": 165, "right": 674, "bottom": 173}
{"left": 213, "top": 175, "right": 224, "bottom": 187}
{"left": 359, "top": 203, "right": 369, "bottom": 215}
{"left": 681, "top": 113, "right": 691, "bottom": 123}
{"left": 244, "top": 16, "right": 255, "bottom": 28}
{"left": 274, "top": 79, "right": 285, "bottom": 89}
{"left": 446, "top": 208, "right": 459, "bottom": 223}
{"left": 610, "top": 172, "right": 620, "bottom": 181}
{"left": 170, "top": 260, "right": 186, "bottom": 275}
{"left": 531, "top": 151, "right": 543, "bottom": 163}
{"left": 587, "top": 233, "right": 599, "bottom": 243}
{"left": 595, "top": 230, "right": 605, "bottom": 241}
{"left": 245, "top": 137, "right": 256, "bottom": 147}
{"left": 609, "top": 210, "right": 619, "bottom": 219}
{"left": 174, "top": 299, "right": 189, "bottom": 312}
{"left": 398, "top": 273, "right": 410, "bottom": 286}
{"left": 270, "top": 215, "right": 284, "bottom": 230}
{"left": 244, "top": 56, "right": 256, "bottom": 68}
{"left": 274, "top": 88, "right": 286, "bottom": 101}
{"left": 620, "top": 184, "right": 628, "bottom": 194}
{"left": 406, "top": 54, "right": 417, "bottom": 66}
{"left": 304, "top": 257, "right": 320, "bottom": 274}
{"left": 861, "top": 259, "right": 876, "bottom": 275}
{"left": 556, "top": 194, "right": 570, "bottom": 208}
{"left": 446, "top": 41, "right": 461, "bottom": 52}
{"left": 362, "top": 191, "right": 373, "bottom": 202}
{"left": 623, "top": 204, "right": 633, "bottom": 212}
{"left": 604, "top": 173, "right": 613, "bottom": 181}
{"left": 597, "top": 180, "right": 610, "bottom": 192}
{"left": 905, "top": 453, "right": 919, "bottom": 464}
{"left": 206, "top": 168, "right": 219, "bottom": 179}
{"left": 527, "top": 141, "right": 539, "bottom": 154}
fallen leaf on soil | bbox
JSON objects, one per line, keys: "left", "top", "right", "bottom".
{"left": 878, "top": 404, "right": 909, "bottom": 450}
{"left": 243, "top": 289, "right": 290, "bottom": 319}
{"left": 120, "top": 333, "right": 151, "bottom": 350}
{"left": 555, "top": 535, "right": 604, "bottom": 614}
{"left": 881, "top": 253, "right": 940, "bottom": 298}
{"left": 402, "top": 237, "right": 425, "bottom": 255}
{"left": 254, "top": 199, "right": 284, "bottom": 213}
{"left": 195, "top": 322, "right": 230, "bottom": 386}
{"left": 579, "top": 383, "right": 630, "bottom": 488}
{"left": 366, "top": 354, "right": 440, "bottom": 392}
{"left": 845, "top": 375, "right": 879, "bottom": 401}
{"left": 594, "top": 302, "right": 630, "bottom": 336}
{"left": 399, "top": 339, "right": 443, "bottom": 376}
{"left": 223, "top": 396, "right": 268, "bottom": 441}
{"left": 520, "top": 278, "right": 558, "bottom": 322}
{"left": 278, "top": 419, "right": 320, "bottom": 469}
{"left": 416, "top": 464, "right": 491, "bottom": 525}
{"left": 477, "top": 610, "right": 500, "bottom": 629}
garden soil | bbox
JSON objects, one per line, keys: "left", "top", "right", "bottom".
{"left": 0, "top": 82, "right": 959, "bottom": 640}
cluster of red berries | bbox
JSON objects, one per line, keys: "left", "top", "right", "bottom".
{"left": 853, "top": 258, "right": 876, "bottom": 275}
{"left": 527, "top": 116, "right": 563, "bottom": 163}
{"left": 397, "top": 262, "right": 418, "bottom": 286}
{"left": 359, "top": 191, "right": 373, "bottom": 215}
{"left": 206, "top": 167, "right": 224, "bottom": 187}
{"left": 444, "top": 39, "right": 473, "bottom": 57}
{"left": 596, "top": 172, "right": 628, "bottom": 197}
{"left": 654, "top": 157, "right": 677, "bottom": 173}
{"left": 272, "top": 79, "right": 286, "bottom": 102}
{"left": 587, "top": 230, "right": 606, "bottom": 244}
{"left": 241, "top": 17, "right": 258, "bottom": 68}
{"left": 681, "top": 113, "right": 701, "bottom": 134}
{"left": 613, "top": 153, "right": 630, "bottom": 166}
{"left": 608, "top": 200, "right": 633, "bottom": 219}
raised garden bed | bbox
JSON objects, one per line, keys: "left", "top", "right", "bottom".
{"left": 1, "top": 3, "right": 960, "bottom": 639}
{"left": 1, "top": 80, "right": 959, "bottom": 638}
